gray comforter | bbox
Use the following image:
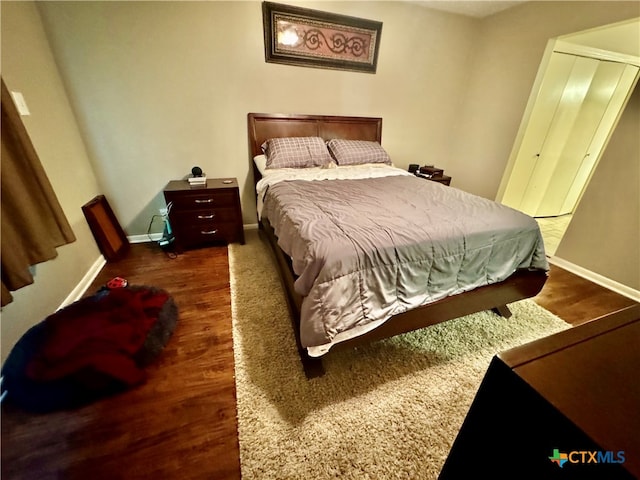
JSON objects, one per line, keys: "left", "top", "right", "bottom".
{"left": 262, "top": 174, "right": 548, "bottom": 354}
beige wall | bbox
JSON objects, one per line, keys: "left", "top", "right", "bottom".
{"left": 36, "top": 1, "right": 478, "bottom": 230}
{"left": 36, "top": 1, "right": 639, "bottom": 223}
{"left": 556, "top": 84, "right": 640, "bottom": 289}
{"left": 1, "top": 1, "right": 103, "bottom": 360}
{"left": 35, "top": 0, "right": 638, "bottom": 222}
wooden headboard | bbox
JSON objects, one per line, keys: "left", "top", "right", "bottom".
{"left": 247, "top": 113, "right": 383, "bottom": 188}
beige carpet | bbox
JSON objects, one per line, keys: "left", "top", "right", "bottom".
{"left": 230, "top": 230, "right": 569, "bottom": 480}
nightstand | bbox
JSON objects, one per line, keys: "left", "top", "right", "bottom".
{"left": 426, "top": 175, "right": 451, "bottom": 186}
{"left": 163, "top": 178, "right": 244, "bottom": 250}
{"left": 413, "top": 165, "right": 452, "bottom": 186}
{"left": 415, "top": 172, "right": 452, "bottom": 186}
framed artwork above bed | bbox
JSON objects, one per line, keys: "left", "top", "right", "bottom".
{"left": 262, "top": 2, "right": 383, "bottom": 73}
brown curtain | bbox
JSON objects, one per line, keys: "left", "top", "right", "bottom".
{"left": 1, "top": 78, "right": 76, "bottom": 306}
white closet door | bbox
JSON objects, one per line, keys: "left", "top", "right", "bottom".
{"left": 534, "top": 59, "right": 636, "bottom": 216}
{"left": 520, "top": 55, "right": 603, "bottom": 216}
{"left": 558, "top": 63, "right": 639, "bottom": 214}
{"left": 501, "top": 53, "right": 577, "bottom": 212}
{"left": 501, "top": 52, "right": 638, "bottom": 217}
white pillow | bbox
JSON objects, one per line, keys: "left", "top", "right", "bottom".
{"left": 253, "top": 154, "right": 268, "bottom": 175}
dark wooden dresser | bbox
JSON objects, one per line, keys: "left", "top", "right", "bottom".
{"left": 439, "top": 304, "right": 640, "bottom": 480}
{"left": 163, "top": 178, "right": 244, "bottom": 250}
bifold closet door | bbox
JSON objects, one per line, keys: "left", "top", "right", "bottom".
{"left": 502, "top": 52, "right": 638, "bottom": 217}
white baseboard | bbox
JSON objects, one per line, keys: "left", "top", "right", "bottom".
{"left": 57, "top": 254, "right": 106, "bottom": 310}
{"left": 129, "top": 225, "right": 258, "bottom": 245}
{"left": 128, "top": 233, "right": 162, "bottom": 244}
{"left": 549, "top": 256, "right": 640, "bottom": 302}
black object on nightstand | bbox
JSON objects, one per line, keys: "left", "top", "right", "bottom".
{"left": 163, "top": 178, "right": 244, "bottom": 250}
{"left": 412, "top": 165, "right": 452, "bottom": 186}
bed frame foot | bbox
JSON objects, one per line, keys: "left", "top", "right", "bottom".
{"left": 301, "top": 352, "right": 325, "bottom": 379}
{"left": 492, "top": 304, "right": 512, "bottom": 318}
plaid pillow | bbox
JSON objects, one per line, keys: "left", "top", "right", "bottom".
{"left": 326, "top": 139, "right": 391, "bottom": 165}
{"left": 262, "top": 137, "right": 333, "bottom": 169}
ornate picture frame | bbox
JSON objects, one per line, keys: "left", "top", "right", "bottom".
{"left": 262, "top": 2, "right": 382, "bottom": 74}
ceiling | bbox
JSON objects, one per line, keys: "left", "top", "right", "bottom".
{"left": 411, "top": 1, "right": 526, "bottom": 18}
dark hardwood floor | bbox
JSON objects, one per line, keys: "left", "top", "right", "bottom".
{"left": 2, "top": 242, "right": 240, "bottom": 480}
{"left": 536, "top": 264, "right": 637, "bottom": 325}
{"left": 2, "top": 240, "right": 637, "bottom": 479}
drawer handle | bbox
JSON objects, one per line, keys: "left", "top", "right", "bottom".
{"left": 194, "top": 198, "right": 214, "bottom": 204}
{"left": 197, "top": 214, "right": 215, "bottom": 219}
{"left": 201, "top": 229, "right": 218, "bottom": 235}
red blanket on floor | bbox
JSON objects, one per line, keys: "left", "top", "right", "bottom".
{"left": 26, "top": 288, "right": 169, "bottom": 386}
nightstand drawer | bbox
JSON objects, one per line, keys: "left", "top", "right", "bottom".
{"left": 170, "top": 207, "right": 239, "bottom": 225}
{"left": 165, "top": 190, "right": 236, "bottom": 210}
{"left": 178, "top": 222, "right": 239, "bottom": 247}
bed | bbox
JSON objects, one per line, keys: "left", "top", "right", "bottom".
{"left": 248, "top": 112, "right": 548, "bottom": 377}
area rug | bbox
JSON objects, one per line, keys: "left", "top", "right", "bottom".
{"left": 230, "top": 230, "right": 569, "bottom": 480}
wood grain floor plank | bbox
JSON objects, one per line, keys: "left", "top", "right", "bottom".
{"left": 1, "top": 242, "right": 637, "bottom": 479}
{"left": 535, "top": 264, "right": 637, "bottom": 325}
{"left": 1, "top": 242, "right": 240, "bottom": 480}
